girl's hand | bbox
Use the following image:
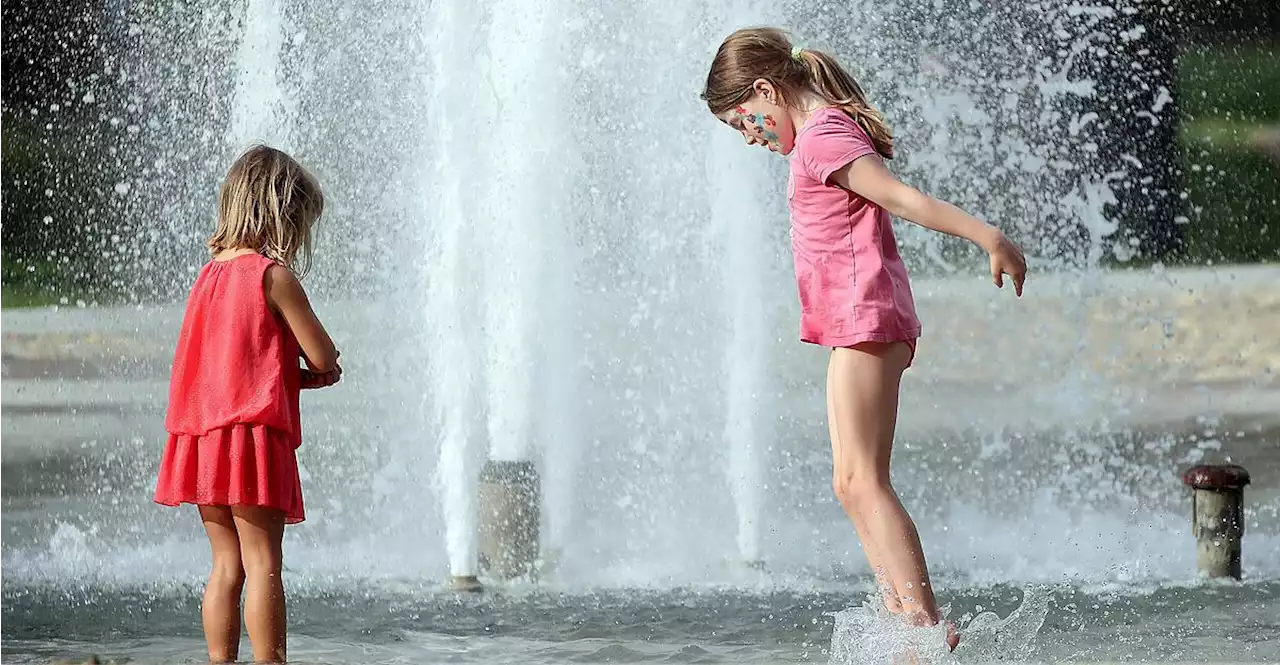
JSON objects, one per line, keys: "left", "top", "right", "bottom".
{"left": 983, "top": 230, "right": 1027, "bottom": 297}
{"left": 301, "top": 364, "right": 342, "bottom": 389}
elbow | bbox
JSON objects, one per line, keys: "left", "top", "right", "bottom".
{"left": 307, "top": 348, "right": 341, "bottom": 373}
{"left": 310, "top": 358, "right": 338, "bottom": 374}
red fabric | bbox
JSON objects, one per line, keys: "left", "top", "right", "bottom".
{"left": 154, "top": 253, "right": 305, "bottom": 522}
{"left": 155, "top": 425, "right": 305, "bottom": 523}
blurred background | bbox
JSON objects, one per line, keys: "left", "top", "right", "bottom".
{"left": 1174, "top": 0, "right": 1279, "bottom": 264}
{"left": 2, "top": 0, "right": 1277, "bottom": 305}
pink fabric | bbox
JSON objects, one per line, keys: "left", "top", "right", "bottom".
{"left": 786, "top": 107, "right": 921, "bottom": 349}
{"left": 155, "top": 424, "right": 306, "bottom": 523}
{"left": 155, "top": 253, "right": 306, "bottom": 522}
{"left": 163, "top": 254, "right": 302, "bottom": 447}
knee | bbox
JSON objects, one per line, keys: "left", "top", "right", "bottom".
{"left": 240, "top": 543, "right": 283, "bottom": 579}
{"left": 211, "top": 555, "right": 245, "bottom": 588}
{"left": 832, "top": 470, "right": 892, "bottom": 515}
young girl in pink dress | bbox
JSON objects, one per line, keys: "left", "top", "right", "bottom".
{"left": 154, "top": 145, "right": 342, "bottom": 663}
{"left": 703, "top": 28, "right": 1028, "bottom": 649}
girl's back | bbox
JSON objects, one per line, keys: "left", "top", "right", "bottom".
{"left": 165, "top": 253, "right": 302, "bottom": 449}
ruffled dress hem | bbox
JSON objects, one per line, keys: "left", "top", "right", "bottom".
{"left": 153, "top": 423, "right": 305, "bottom": 524}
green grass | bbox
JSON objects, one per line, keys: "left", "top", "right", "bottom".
{"left": 1182, "top": 118, "right": 1276, "bottom": 148}
{"left": 1178, "top": 42, "right": 1280, "bottom": 123}
{"left": 1, "top": 257, "right": 83, "bottom": 309}
{"left": 2, "top": 283, "right": 60, "bottom": 308}
{"left": 1171, "top": 40, "right": 1280, "bottom": 264}
{"left": 1177, "top": 123, "right": 1280, "bottom": 263}
{"left": 3, "top": 111, "right": 128, "bottom": 308}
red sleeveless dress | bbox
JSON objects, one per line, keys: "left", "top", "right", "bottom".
{"left": 154, "top": 253, "right": 306, "bottom": 523}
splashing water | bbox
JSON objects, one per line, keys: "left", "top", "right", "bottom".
{"left": 953, "top": 586, "right": 1055, "bottom": 662}
{"left": 828, "top": 586, "right": 1053, "bottom": 664}
{"left": 9, "top": 0, "right": 1263, "bottom": 614}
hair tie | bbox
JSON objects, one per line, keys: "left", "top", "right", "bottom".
{"left": 791, "top": 45, "right": 805, "bottom": 61}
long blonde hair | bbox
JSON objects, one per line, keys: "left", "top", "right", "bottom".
{"left": 701, "top": 27, "right": 895, "bottom": 159}
{"left": 207, "top": 144, "right": 325, "bottom": 276}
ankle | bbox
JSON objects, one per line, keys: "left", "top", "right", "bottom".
{"left": 898, "top": 607, "right": 939, "bottom": 627}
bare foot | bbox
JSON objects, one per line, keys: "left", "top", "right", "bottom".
{"left": 945, "top": 621, "right": 960, "bottom": 651}
{"left": 890, "top": 612, "right": 959, "bottom": 662}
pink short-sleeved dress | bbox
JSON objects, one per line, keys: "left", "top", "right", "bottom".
{"left": 787, "top": 107, "right": 921, "bottom": 354}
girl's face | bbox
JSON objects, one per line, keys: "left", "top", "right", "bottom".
{"left": 716, "top": 83, "right": 797, "bottom": 155}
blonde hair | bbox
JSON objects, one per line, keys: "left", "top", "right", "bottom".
{"left": 701, "top": 27, "right": 895, "bottom": 159}
{"left": 207, "top": 144, "right": 325, "bottom": 276}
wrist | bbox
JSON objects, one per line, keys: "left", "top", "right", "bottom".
{"left": 975, "top": 225, "right": 1003, "bottom": 253}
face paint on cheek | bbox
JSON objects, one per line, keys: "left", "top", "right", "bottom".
{"left": 761, "top": 114, "right": 781, "bottom": 146}
{"left": 728, "top": 108, "right": 784, "bottom": 150}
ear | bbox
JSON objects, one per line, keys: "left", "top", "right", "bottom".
{"left": 752, "top": 78, "right": 780, "bottom": 105}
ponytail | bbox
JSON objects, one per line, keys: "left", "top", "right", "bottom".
{"left": 793, "top": 48, "right": 895, "bottom": 159}
{"left": 702, "top": 28, "right": 895, "bottom": 160}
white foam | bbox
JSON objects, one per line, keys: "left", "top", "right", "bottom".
{"left": 828, "top": 586, "right": 1051, "bottom": 664}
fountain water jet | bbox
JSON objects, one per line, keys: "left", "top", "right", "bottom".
{"left": 424, "top": 0, "right": 487, "bottom": 581}
{"left": 539, "top": 205, "right": 582, "bottom": 569}
{"left": 424, "top": 0, "right": 583, "bottom": 582}
{"left": 226, "top": 0, "right": 293, "bottom": 152}
{"left": 480, "top": 0, "right": 576, "bottom": 465}
{"left": 708, "top": 103, "right": 776, "bottom": 567}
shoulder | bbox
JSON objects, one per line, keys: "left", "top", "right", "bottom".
{"left": 799, "top": 108, "right": 860, "bottom": 138}
{"left": 795, "top": 108, "right": 867, "bottom": 151}
{"left": 262, "top": 263, "right": 306, "bottom": 313}
{"left": 792, "top": 108, "right": 877, "bottom": 183}
{"left": 263, "top": 262, "right": 296, "bottom": 287}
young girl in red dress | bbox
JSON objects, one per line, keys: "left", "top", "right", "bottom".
{"left": 154, "top": 145, "right": 341, "bottom": 663}
{"left": 703, "top": 29, "right": 1028, "bottom": 651}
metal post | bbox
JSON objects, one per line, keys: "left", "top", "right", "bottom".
{"left": 1182, "top": 464, "right": 1251, "bottom": 579}
{"left": 477, "top": 460, "right": 541, "bottom": 581}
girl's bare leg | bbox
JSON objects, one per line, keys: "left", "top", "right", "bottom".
{"left": 827, "top": 368, "right": 903, "bottom": 613}
{"left": 199, "top": 506, "right": 245, "bottom": 663}
{"left": 232, "top": 506, "right": 288, "bottom": 663}
{"left": 826, "top": 342, "right": 948, "bottom": 635}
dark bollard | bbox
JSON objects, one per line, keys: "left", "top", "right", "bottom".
{"left": 1182, "top": 464, "right": 1251, "bottom": 579}
{"left": 449, "top": 574, "right": 484, "bottom": 593}
{"left": 477, "top": 460, "right": 541, "bottom": 581}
